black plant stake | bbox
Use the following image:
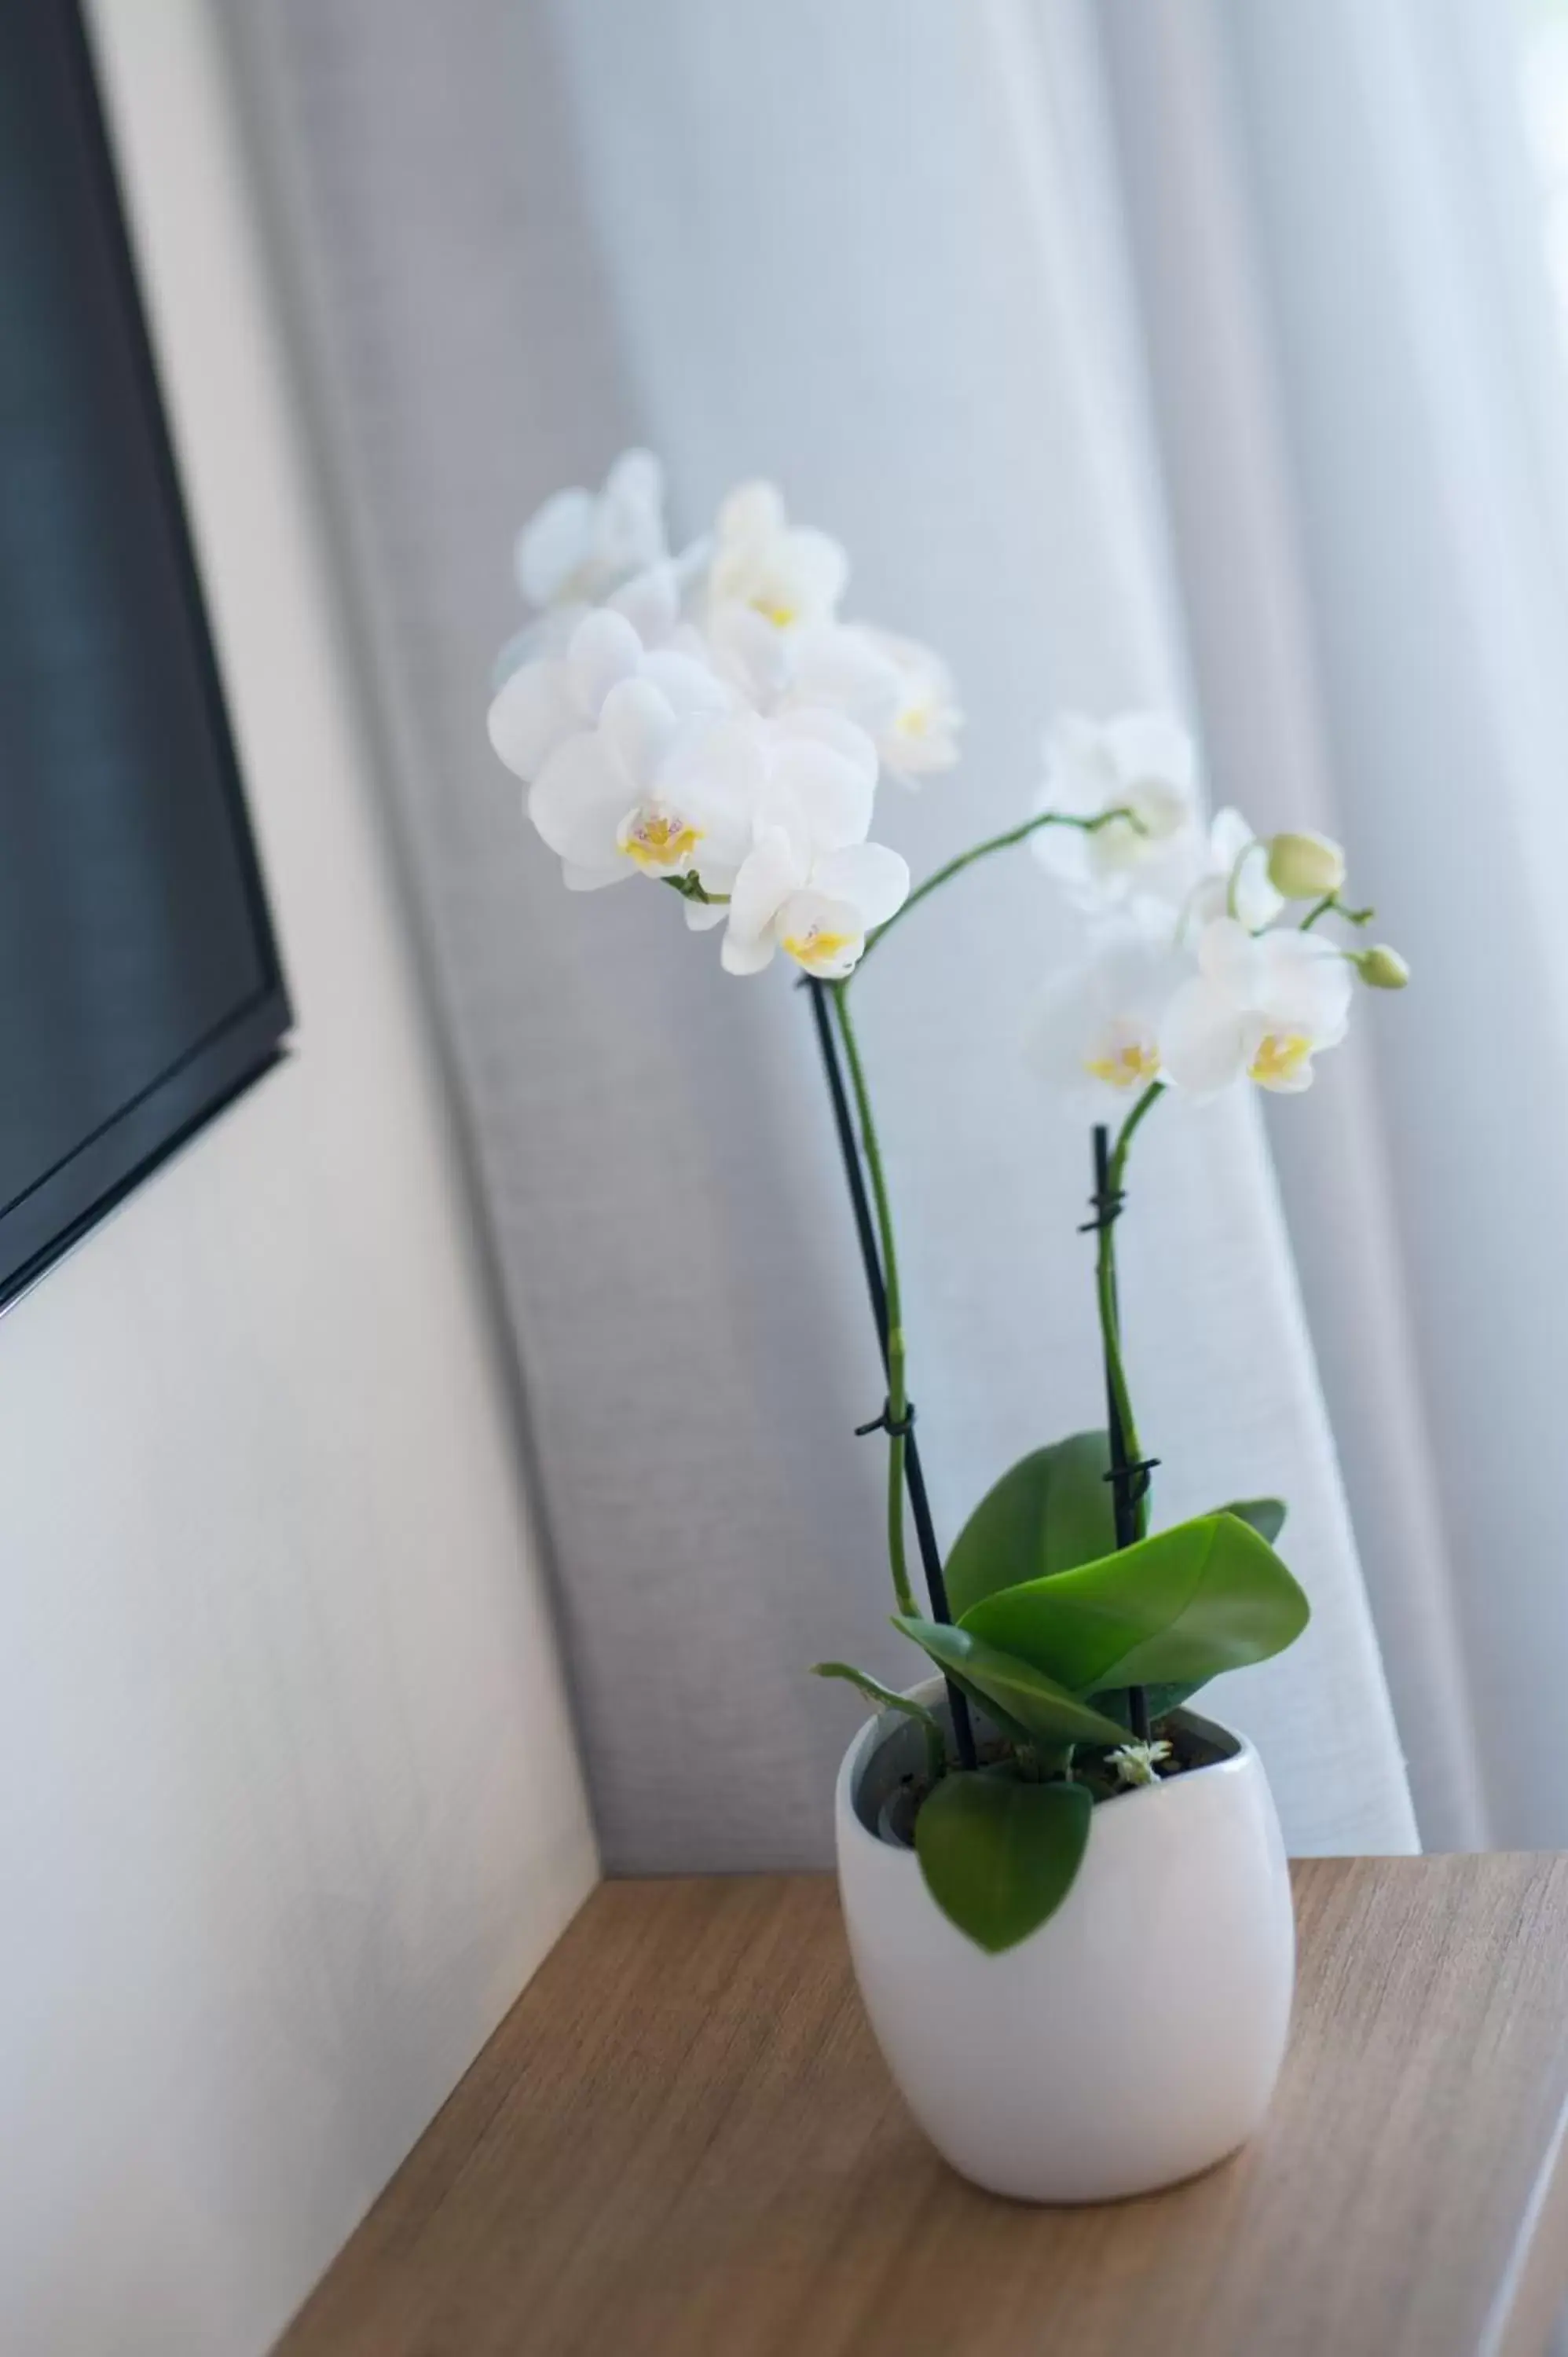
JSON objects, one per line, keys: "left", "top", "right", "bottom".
{"left": 1088, "top": 1124, "right": 1155, "bottom": 1743}
{"left": 805, "top": 978, "right": 978, "bottom": 1770}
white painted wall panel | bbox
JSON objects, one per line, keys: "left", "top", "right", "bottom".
{"left": 0, "top": 8, "right": 596, "bottom": 2352}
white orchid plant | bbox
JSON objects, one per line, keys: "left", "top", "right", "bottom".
{"left": 487, "top": 454, "right": 1409, "bottom": 1952}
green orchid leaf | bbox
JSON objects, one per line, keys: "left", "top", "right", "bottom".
{"left": 1087, "top": 1679, "right": 1202, "bottom": 1728}
{"left": 893, "top": 1615, "right": 1130, "bottom": 1750}
{"left": 944, "top": 1431, "right": 1117, "bottom": 1619}
{"left": 1220, "top": 1497, "right": 1288, "bottom": 1546}
{"left": 960, "top": 1512, "right": 1310, "bottom": 1698}
{"left": 914, "top": 1769, "right": 1092, "bottom": 1952}
{"left": 812, "top": 1661, "right": 946, "bottom": 1780}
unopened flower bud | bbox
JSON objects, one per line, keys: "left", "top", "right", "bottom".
{"left": 1357, "top": 944, "right": 1409, "bottom": 990}
{"left": 1266, "top": 830, "right": 1347, "bottom": 900}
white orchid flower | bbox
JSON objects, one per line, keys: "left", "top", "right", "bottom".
{"left": 708, "top": 480, "right": 848, "bottom": 637}
{"left": 687, "top": 482, "right": 960, "bottom": 775}
{"left": 523, "top": 676, "right": 751, "bottom": 901}
{"left": 724, "top": 834, "right": 910, "bottom": 979}
{"left": 705, "top": 603, "right": 885, "bottom": 719}
{"left": 1027, "top": 920, "right": 1191, "bottom": 1113}
{"left": 702, "top": 601, "right": 801, "bottom": 709}
{"left": 705, "top": 607, "right": 961, "bottom": 784}
{"left": 1160, "top": 916, "right": 1354, "bottom": 1097}
{"left": 793, "top": 625, "right": 962, "bottom": 783}
{"left": 515, "top": 449, "right": 669, "bottom": 609}
{"left": 487, "top": 605, "right": 727, "bottom": 790}
{"left": 493, "top": 607, "right": 737, "bottom": 896}
{"left": 1031, "top": 710, "right": 1202, "bottom": 909}
{"left": 492, "top": 541, "right": 705, "bottom": 697}
{"left": 1180, "top": 807, "right": 1286, "bottom": 936}
{"left": 713, "top": 711, "right": 907, "bottom": 978}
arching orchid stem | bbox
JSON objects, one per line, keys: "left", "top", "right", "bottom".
{"left": 806, "top": 977, "right": 977, "bottom": 1769}
{"left": 1090, "top": 1083, "right": 1165, "bottom": 1742}
{"left": 858, "top": 805, "right": 1145, "bottom": 966}
{"left": 1111, "top": 1076, "right": 1167, "bottom": 1186}
{"left": 824, "top": 984, "right": 914, "bottom": 1617}
{"left": 1301, "top": 894, "right": 1374, "bottom": 933}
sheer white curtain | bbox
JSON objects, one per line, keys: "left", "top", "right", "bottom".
{"left": 1102, "top": 0, "right": 1568, "bottom": 1849}
{"left": 223, "top": 0, "right": 1415, "bottom": 1864}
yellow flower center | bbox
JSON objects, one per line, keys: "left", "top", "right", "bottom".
{"left": 620, "top": 808, "right": 703, "bottom": 874}
{"left": 896, "top": 698, "right": 933, "bottom": 740}
{"left": 750, "top": 596, "right": 798, "bottom": 629}
{"left": 782, "top": 925, "right": 858, "bottom": 975}
{"left": 1085, "top": 1040, "right": 1160, "bottom": 1091}
{"left": 1249, "top": 1032, "right": 1312, "bottom": 1087}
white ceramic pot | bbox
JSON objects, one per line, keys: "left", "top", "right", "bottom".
{"left": 835, "top": 1680, "right": 1295, "bottom": 2204}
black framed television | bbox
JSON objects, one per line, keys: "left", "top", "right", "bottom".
{"left": 0, "top": 2, "right": 291, "bottom": 1310}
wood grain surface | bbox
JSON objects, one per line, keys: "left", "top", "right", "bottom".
{"left": 275, "top": 1857, "right": 1568, "bottom": 2357}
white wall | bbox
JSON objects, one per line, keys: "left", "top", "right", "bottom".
{"left": 0, "top": 6, "right": 597, "bottom": 2352}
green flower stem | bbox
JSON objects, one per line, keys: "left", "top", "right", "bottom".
{"left": 1301, "top": 894, "right": 1374, "bottom": 933}
{"left": 1097, "top": 1081, "right": 1165, "bottom": 1543}
{"left": 859, "top": 806, "right": 1143, "bottom": 966}
{"left": 824, "top": 801, "right": 1149, "bottom": 1629}
{"left": 830, "top": 980, "right": 918, "bottom": 1618}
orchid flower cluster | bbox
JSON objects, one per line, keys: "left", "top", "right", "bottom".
{"left": 1027, "top": 711, "right": 1409, "bottom": 1116}
{"left": 486, "top": 452, "right": 959, "bottom": 982}
{"left": 485, "top": 457, "right": 1409, "bottom": 1955}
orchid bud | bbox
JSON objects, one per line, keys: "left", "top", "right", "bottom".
{"left": 1356, "top": 944, "right": 1410, "bottom": 990}
{"left": 1265, "top": 830, "right": 1347, "bottom": 900}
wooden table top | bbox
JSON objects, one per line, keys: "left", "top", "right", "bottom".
{"left": 277, "top": 1857, "right": 1568, "bottom": 2357}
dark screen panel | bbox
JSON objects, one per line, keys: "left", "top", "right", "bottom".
{"left": 0, "top": 4, "right": 289, "bottom": 1304}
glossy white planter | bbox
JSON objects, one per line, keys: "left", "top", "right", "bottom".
{"left": 835, "top": 1681, "right": 1295, "bottom": 2204}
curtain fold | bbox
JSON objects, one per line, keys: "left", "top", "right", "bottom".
{"left": 1102, "top": 0, "right": 1568, "bottom": 1849}
{"left": 224, "top": 0, "right": 1416, "bottom": 1866}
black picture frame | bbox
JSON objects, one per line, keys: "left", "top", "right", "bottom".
{"left": 0, "top": 2, "right": 292, "bottom": 1312}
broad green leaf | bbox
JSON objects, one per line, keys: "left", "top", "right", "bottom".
{"left": 1221, "top": 1497, "right": 1288, "bottom": 1545}
{"left": 915, "top": 1769, "right": 1091, "bottom": 1952}
{"left": 944, "top": 1431, "right": 1117, "bottom": 1618}
{"left": 893, "top": 1615, "right": 1130, "bottom": 1750}
{"left": 959, "top": 1512, "right": 1310, "bottom": 1697}
{"left": 812, "top": 1661, "right": 946, "bottom": 1780}
{"left": 1088, "top": 1679, "right": 1202, "bottom": 1728}
{"left": 888, "top": 1618, "right": 1038, "bottom": 1747}
{"left": 1130, "top": 1515, "right": 1284, "bottom": 1693}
